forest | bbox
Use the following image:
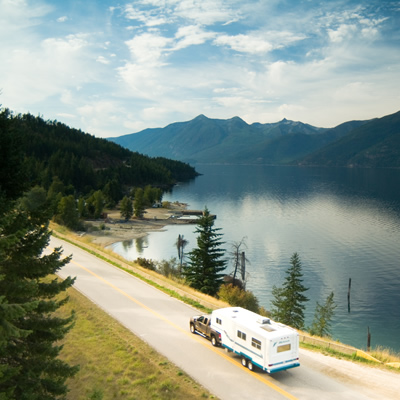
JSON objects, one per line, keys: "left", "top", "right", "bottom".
{"left": 0, "top": 108, "right": 198, "bottom": 221}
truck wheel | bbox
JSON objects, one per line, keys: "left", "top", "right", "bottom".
{"left": 190, "top": 324, "right": 195, "bottom": 334}
{"left": 241, "top": 357, "right": 247, "bottom": 367}
{"left": 211, "top": 335, "right": 217, "bottom": 347}
{"left": 248, "top": 361, "right": 254, "bottom": 371}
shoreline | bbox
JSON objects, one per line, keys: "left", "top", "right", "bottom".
{"left": 84, "top": 202, "right": 192, "bottom": 247}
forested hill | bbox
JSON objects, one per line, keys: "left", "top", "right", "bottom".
{"left": 0, "top": 109, "right": 198, "bottom": 199}
{"left": 299, "top": 110, "right": 400, "bottom": 168}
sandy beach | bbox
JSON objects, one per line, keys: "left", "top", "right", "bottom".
{"left": 84, "top": 202, "right": 194, "bottom": 247}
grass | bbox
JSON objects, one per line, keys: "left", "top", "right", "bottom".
{"left": 57, "top": 284, "right": 217, "bottom": 400}
{"left": 300, "top": 341, "right": 400, "bottom": 372}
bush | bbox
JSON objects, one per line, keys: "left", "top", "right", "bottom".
{"left": 217, "top": 283, "right": 260, "bottom": 312}
{"left": 157, "top": 258, "right": 181, "bottom": 279}
{"left": 135, "top": 258, "right": 156, "bottom": 271}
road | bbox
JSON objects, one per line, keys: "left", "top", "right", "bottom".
{"left": 50, "top": 236, "right": 399, "bottom": 400}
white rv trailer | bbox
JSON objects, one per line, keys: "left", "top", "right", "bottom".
{"left": 210, "top": 307, "right": 300, "bottom": 373}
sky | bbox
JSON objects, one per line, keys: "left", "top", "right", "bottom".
{"left": 1, "top": 0, "right": 400, "bottom": 138}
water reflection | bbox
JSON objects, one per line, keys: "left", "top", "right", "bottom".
{"left": 110, "top": 165, "right": 400, "bottom": 352}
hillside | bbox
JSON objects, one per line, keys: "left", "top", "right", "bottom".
{"left": 300, "top": 110, "right": 400, "bottom": 168}
{"left": 110, "top": 114, "right": 367, "bottom": 165}
{"left": 0, "top": 108, "right": 198, "bottom": 199}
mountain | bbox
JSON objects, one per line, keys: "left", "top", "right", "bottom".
{"left": 110, "top": 114, "right": 367, "bottom": 165}
{"left": 110, "top": 110, "right": 400, "bottom": 168}
{"left": 300, "top": 110, "right": 400, "bottom": 168}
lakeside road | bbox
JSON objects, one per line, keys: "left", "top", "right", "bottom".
{"left": 50, "top": 236, "right": 400, "bottom": 400}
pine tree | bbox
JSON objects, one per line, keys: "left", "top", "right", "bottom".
{"left": 183, "top": 208, "right": 226, "bottom": 296}
{"left": 133, "top": 188, "right": 145, "bottom": 218}
{"left": 270, "top": 252, "right": 309, "bottom": 329}
{"left": 120, "top": 196, "right": 133, "bottom": 220}
{"left": 309, "top": 291, "right": 336, "bottom": 338}
{"left": 0, "top": 195, "right": 79, "bottom": 399}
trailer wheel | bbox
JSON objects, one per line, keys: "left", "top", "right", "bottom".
{"left": 248, "top": 361, "right": 254, "bottom": 371}
{"left": 211, "top": 335, "right": 217, "bottom": 347}
{"left": 241, "top": 357, "right": 247, "bottom": 367}
{"left": 190, "top": 324, "right": 195, "bottom": 334}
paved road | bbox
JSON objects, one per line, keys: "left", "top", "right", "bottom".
{"left": 50, "top": 236, "right": 398, "bottom": 400}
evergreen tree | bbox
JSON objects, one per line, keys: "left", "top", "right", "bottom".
{"left": 270, "top": 252, "right": 309, "bottom": 329}
{"left": 77, "top": 197, "right": 86, "bottom": 219}
{"left": 55, "top": 195, "right": 80, "bottom": 230}
{"left": 120, "top": 196, "right": 133, "bottom": 220}
{"left": 133, "top": 188, "right": 145, "bottom": 218}
{"left": 0, "top": 201, "right": 79, "bottom": 399}
{"left": 309, "top": 291, "right": 336, "bottom": 338}
{"left": 86, "top": 190, "right": 105, "bottom": 219}
{"left": 183, "top": 208, "right": 226, "bottom": 296}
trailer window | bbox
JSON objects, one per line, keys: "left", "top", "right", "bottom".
{"left": 277, "top": 344, "right": 291, "bottom": 353}
{"left": 252, "top": 338, "right": 261, "bottom": 350}
{"left": 216, "top": 318, "right": 222, "bottom": 325}
{"left": 237, "top": 330, "right": 247, "bottom": 341}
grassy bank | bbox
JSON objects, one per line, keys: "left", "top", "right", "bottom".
{"left": 58, "top": 285, "right": 216, "bottom": 400}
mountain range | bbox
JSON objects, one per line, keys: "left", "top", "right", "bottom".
{"left": 110, "top": 110, "right": 400, "bottom": 168}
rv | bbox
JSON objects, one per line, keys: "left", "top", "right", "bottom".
{"left": 210, "top": 307, "right": 300, "bottom": 373}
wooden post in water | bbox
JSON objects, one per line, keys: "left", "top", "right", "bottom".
{"left": 347, "top": 278, "right": 351, "bottom": 312}
{"left": 367, "top": 327, "right": 371, "bottom": 352}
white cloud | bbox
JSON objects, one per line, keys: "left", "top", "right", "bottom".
{"left": 174, "top": 0, "right": 240, "bottom": 25}
{"left": 328, "top": 24, "right": 357, "bottom": 43}
{"left": 215, "top": 33, "right": 274, "bottom": 54}
{"left": 173, "top": 25, "right": 215, "bottom": 50}
{"left": 124, "top": 31, "right": 172, "bottom": 65}
{"left": 124, "top": 4, "right": 169, "bottom": 27}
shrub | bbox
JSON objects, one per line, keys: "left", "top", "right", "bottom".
{"left": 135, "top": 258, "right": 156, "bottom": 271}
{"left": 217, "top": 283, "right": 260, "bottom": 312}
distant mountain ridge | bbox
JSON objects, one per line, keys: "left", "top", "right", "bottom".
{"left": 110, "top": 111, "right": 400, "bottom": 167}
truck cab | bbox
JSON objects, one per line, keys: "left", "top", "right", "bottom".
{"left": 190, "top": 314, "right": 221, "bottom": 346}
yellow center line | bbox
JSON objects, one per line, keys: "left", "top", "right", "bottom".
{"left": 71, "top": 258, "right": 298, "bottom": 400}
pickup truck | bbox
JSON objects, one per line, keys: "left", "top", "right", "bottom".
{"left": 190, "top": 314, "right": 221, "bottom": 346}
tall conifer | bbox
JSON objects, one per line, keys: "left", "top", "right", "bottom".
{"left": 270, "top": 252, "right": 309, "bottom": 329}
{"left": 183, "top": 207, "right": 226, "bottom": 296}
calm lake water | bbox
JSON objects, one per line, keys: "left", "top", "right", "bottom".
{"left": 110, "top": 165, "right": 400, "bottom": 353}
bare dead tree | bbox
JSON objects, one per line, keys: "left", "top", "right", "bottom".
{"left": 229, "top": 237, "right": 249, "bottom": 287}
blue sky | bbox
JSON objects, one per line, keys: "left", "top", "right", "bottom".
{"left": 1, "top": 0, "right": 400, "bottom": 138}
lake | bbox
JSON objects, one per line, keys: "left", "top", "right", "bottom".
{"left": 110, "top": 165, "right": 400, "bottom": 353}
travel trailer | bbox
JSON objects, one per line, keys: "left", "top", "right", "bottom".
{"left": 210, "top": 307, "right": 300, "bottom": 373}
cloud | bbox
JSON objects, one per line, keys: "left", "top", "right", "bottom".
{"left": 174, "top": 0, "right": 241, "bottom": 25}
{"left": 173, "top": 25, "right": 216, "bottom": 50}
{"left": 328, "top": 24, "right": 357, "bottom": 43}
{"left": 124, "top": 4, "right": 169, "bottom": 27}
{"left": 125, "top": 31, "right": 172, "bottom": 64}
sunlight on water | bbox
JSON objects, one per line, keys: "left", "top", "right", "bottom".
{"left": 110, "top": 165, "right": 400, "bottom": 352}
